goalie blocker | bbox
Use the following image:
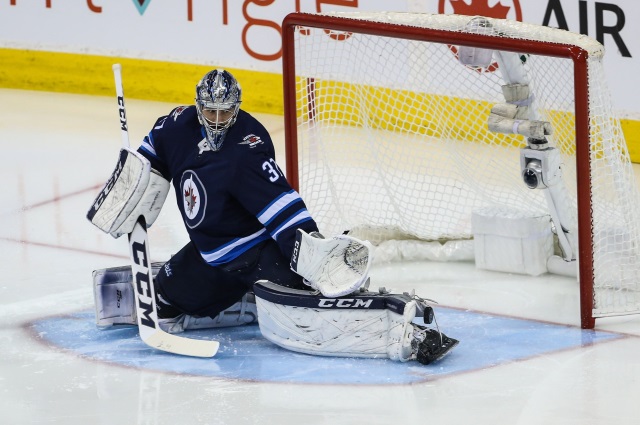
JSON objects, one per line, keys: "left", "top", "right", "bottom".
{"left": 87, "top": 147, "right": 170, "bottom": 238}
{"left": 253, "top": 280, "right": 458, "bottom": 365}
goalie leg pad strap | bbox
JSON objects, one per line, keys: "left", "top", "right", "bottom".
{"left": 160, "top": 293, "right": 258, "bottom": 334}
{"left": 254, "top": 280, "right": 422, "bottom": 361}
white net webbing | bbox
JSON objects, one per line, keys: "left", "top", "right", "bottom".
{"left": 288, "top": 12, "right": 640, "bottom": 318}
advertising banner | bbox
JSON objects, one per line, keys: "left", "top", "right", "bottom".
{"left": 0, "top": 0, "right": 638, "bottom": 118}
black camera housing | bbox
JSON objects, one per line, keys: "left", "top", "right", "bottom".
{"left": 522, "top": 159, "right": 544, "bottom": 189}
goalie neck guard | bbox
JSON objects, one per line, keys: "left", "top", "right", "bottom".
{"left": 253, "top": 280, "right": 456, "bottom": 364}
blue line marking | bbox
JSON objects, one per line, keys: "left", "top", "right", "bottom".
{"left": 30, "top": 308, "right": 622, "bottom": 385}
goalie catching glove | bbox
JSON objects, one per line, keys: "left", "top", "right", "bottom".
{"left": 290, "top": 229, "right": 374, "bottom": 298}
{"left": 86, "top": 148, "right": 170, "bottom": 238}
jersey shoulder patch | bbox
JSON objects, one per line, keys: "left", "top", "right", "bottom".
{"left": 239, "top": 133, "right": 265, "bottom": 149}
{"left": 169, "top": 106, "right": 196, "bottom": 123}
{"left": 232, "top": 111, "right": 273, "bottom": 152}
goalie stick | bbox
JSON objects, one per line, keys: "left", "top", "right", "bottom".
{"left": 113, "top": 64, "right": 219, "bottom": 357}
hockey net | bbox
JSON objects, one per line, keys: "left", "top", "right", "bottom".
{"left": 281, "top": 12, "right": 640, "bottom": 328}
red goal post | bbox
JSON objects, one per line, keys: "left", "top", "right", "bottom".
{"left": 281, "top": 12, "right": 640, "bottom": 329}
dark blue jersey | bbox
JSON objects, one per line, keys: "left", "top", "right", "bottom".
{"left": 137, "top": 106, "right": 318, "bottom": 266}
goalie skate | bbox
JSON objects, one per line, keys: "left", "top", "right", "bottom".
{"left": 412, "top": 326, "right": 459, "bottom": 365}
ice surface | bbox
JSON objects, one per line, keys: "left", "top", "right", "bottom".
{"left": 1, "top": 89, "right": 639, "bottom": 425}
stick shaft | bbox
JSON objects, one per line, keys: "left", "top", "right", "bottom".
{"left": 112, "top": 64, "right": 130, "bottom": 148}
{"left": 128, "top": 217, "right": 219, "bottom": 357}
{"left": 112, "top": 63, "right": 218, "bottom": 357}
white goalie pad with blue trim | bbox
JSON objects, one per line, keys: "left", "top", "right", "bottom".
{"left": 93, "top": 264, "right": 258, "bottom": 333}
{"left": 253, "top": 280, "right": 428, "bottom": 361}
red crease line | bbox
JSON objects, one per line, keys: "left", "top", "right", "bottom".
{"left": 0, "top": 237, "right": 128, "bottom": 260}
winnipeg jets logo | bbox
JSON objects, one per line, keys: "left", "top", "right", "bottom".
{"left": 180, "top": 170, "right": 207, "bottom": 228}
{"left": 184, "top": 184, "right": 198, "bottom": 216}
{"left": 240, "top": 134, "right": 263, "bottom": 148}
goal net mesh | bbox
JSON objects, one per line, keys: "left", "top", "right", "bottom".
{"left": 285, "top": 12, "right": 640, "bottom": 319}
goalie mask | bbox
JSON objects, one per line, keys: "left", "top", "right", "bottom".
{"left": 195, "top": 69, "right": 242, "bottom": 151}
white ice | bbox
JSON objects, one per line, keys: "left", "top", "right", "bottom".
{"left": 0, "top": 89, "right": 639, "bottom": 425}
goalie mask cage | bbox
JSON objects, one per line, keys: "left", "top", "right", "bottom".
{"left": 281, "top": 12, "right": 640, "bottom": 329}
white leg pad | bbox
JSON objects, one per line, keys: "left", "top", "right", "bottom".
{"left": 93, "top": 264, "right": 162, "bottom": 328}
{"left": 93, "top": 265, "right": 258, "bottom": 332}
{"left": 386, "top": 300, "right": 417, "bottom": 361}
{"left": 254, "top": 280, "right": 420, "bottom": 361}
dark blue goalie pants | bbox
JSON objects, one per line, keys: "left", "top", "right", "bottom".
{"left": 154, "top": 239, "right": 306, "bottom": 319}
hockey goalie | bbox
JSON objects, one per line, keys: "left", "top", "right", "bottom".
{"left": 87, "top": 68, "right": 458, "bottom": 364}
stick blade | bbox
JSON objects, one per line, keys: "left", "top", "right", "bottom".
{"left": 144, "top": 332, "right": 220, "bottom": 358}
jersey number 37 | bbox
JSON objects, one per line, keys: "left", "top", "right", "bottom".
{"left": 262, "top": 159, "right": 284, "bottom": 182}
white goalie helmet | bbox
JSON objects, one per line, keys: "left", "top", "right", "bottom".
{"left": 195, "top": 69, "right": 242, "bottom": 151}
